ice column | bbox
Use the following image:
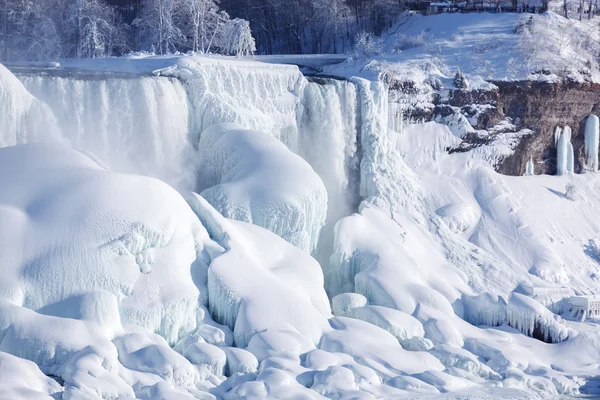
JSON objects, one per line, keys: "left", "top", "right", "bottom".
{"left": 585, "top": 114, "right": 599, "bottom": 172}
{"left": 555, "top": 126, "right": 574, "bottom": 175}
{"left": 524, "top": 157, "right": 535, "bottom": 176}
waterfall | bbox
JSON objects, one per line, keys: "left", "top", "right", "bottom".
{"left": 0, "top": 62, "right": 399, "bottom": 261}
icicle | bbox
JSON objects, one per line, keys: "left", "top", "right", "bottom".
{"left": 585, "top": 114, "right": 599, "bottom": 172}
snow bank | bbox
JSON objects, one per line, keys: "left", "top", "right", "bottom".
{"left": 198, "top": 127, "right": 327, "bottom": 253}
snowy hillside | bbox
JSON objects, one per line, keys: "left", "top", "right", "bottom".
{"left": 326, "top": 11, "right": 600, "bottom": 84}
{"left": 2, "top": 34, "right": 600, "bottom": 399}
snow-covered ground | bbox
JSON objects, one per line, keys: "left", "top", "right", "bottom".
{"left": 2, "top": 20, "right": 600, "bottom": 398}
{"left": 325, "top": 11, "right": 600, "bottom": 85}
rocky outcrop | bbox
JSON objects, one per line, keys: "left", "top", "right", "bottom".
{"left": 492, "top": 80, "right": 600, "bottom": 175}
{"left": 390, "top": 76, "right": 600, "bottom": 176}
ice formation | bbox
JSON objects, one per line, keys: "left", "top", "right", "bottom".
{"left": 507, "top": 293, "right": 569, "bottom": 343}
{"left": 555, "top": 126, "right": 574, "bottom": 175}
{"left": 462, "top": 293, "right": 508, "bottom": 327}
{"left": 197, "top": 127, "right": 327, "bottom": 253}
{"left": 0, "top": 144, "right": 208, "bottom": 344}
{"left": 585, "top": 114, "right": 599, "bottom": 172}
{"left": 524, "top": 156, "right": 535, "bottom": 176}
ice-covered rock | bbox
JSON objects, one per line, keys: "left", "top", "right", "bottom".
{"left": 507, "top": 293, "right": 569, "bottom": 343}
{"left": 462, "top": 293, "right": 508, "bottom": 327}
{"left": 319, "top": 317, "right": 444, "bottom": 378}
{"left": 198, "top": 127, "right": 327, "bottom": 253}
{"left": 0, "top": 351, "right": 63, "bottom": 399}
{"left": 338, "top": 304, "right": 426, "bottom": 344}
{"left": 246, "top": 330, "right": 316, "bottom": 362}
{"left": 114, "top": 332, "right": 202, "bottom": 387}
{"left": 0, "top": 144, "right": 210, "bottom": 346}
{"left": 223, "top": 347, "right": 259, "bottom": 375}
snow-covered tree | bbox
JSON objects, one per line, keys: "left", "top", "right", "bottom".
{"left": 180, "top": 0, "right": 228, "bottom": 53}
{"left": 355, "top": 31, "right": 382, "bottom": 58}
{"left": 454, "top": 69, "right": 468, "bottom": 89}
{"left": 218, "top": 18, "right": 255, "bottom": 56}
{"left": 65, "top": 0, "right": 123, "bottom": 59}
{"left": 135, "top": 0, "right": 183, "bottom": 54}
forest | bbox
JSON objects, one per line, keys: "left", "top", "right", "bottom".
{"left": 0, "top": 0, "right": 405, "bottom": 60}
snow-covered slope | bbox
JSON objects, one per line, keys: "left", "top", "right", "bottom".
{"left": 325, "top": 11, "right": 600, "bottom": 84}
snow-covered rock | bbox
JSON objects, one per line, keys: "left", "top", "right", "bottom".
{"left": 507, "top": 293, "right": 569, "bottom": 343}
{"left": 331, "top": 293, "right": 368, "bottom": 316}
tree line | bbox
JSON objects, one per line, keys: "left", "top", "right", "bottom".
{"left": 220, "top": 0, "right": 406, "bottom": 54}
{"left": 0, "top": 0, "right": 256, "bottom": 61}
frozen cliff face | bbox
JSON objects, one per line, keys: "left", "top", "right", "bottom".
{"left": 197, "top": 127, "right": 327, "bottom": 253}
{"left": 5, "top": 60, "right": 345, "bottom": 256}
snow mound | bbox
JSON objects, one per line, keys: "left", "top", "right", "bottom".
{"left": 0, "top": 144, "right": 207, "bottom": 345}
{"left": 0, "top": 351, "right": 63, "bottom": 399}
{"left": 332, "top": 293, "right": 368, "bottom": 316}
{"left": 198, "top": 127, "right": 327, "bottom": 253}
{"left": 185, "top": 193, "right": 331, "bottom": 348}
{"left": 436, "top": 202, "right": 480, "bottom": 234}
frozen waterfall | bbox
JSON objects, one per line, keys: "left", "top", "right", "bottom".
{"left": 0, "top": 60, "right": 380, "bottom": 258}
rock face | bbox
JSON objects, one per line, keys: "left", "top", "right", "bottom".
{"left": 492, "top": 80, "right": 600, "bottom": 175}
{"left": 389, "top": 76, "right": 600, "bottom": 176}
